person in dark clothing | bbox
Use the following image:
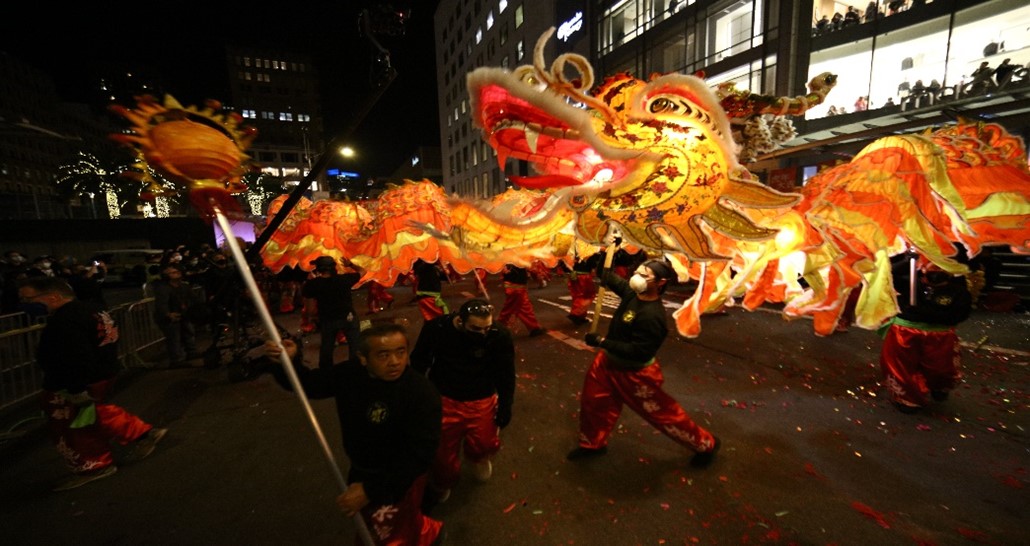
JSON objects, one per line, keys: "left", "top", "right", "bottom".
{"left": 263, "top": 323, "right": 444, "bottom": 546}
{"left": 413, "top": 259, "right": 449, "bottom": 321}
{"left": 567, "top": 259, "right": 720, "bottom": 467}
{"left": 67, "top": 261, "right": 108, "bottom": 309}
{"left": 994, "top": 58, "right": 1016, "bottom": 86}
{"left": 198, "top": 252, "right": 241, "bottom": 366}
{"left": 411, "top": 298, "right": 516, "bottom": 510}
{"left": 864, "top": 1, "right": 879, "bottom": 23}
{"left": 843, "top": 6, "right": 861, "bottom": 26}
{"left": 814, "top": 14, "right": 831, "bottom": 35}
{"left": 880, "top": 255, "right": 973, "bottom": 413}
{"left": 302, "top": 255, "right": 363, "bottom": 371}
{"left": 830, "top": 11, "right": 844, "bottom": 31}
{"left": 152, "top": 263, "right": 200, "bottom": 365}
{"left": 18, "top": 277, "right": 166, "bottom": 491}
{"left": 497, "top": 264, "right": 546, "bottom": 336}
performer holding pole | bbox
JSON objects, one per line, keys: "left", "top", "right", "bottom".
{"left": 210, "top": 206, "right": 378, "bottom": 546}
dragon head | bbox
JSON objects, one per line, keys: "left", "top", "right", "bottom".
{"left": 468, "top": 28, "right": 739, "bottom": 200}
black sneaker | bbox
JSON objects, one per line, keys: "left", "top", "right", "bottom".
{"left": 567, "top": 314, "right": 589, "bottom": 325}
{"left": 131, "top": 427, "right": 168, "bottom": 461}
{"left": 52, "top": 465, "right": 117, "bottom": 492}
{"left": 690, "top": 437, "right": 721, "bottom": 468}
{"left": 566, "top": 445, "right": 608, "bottom": 460}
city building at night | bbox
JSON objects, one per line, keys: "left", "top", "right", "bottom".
{"left": 224, "top": 45, "right": 327, "bottom": 193}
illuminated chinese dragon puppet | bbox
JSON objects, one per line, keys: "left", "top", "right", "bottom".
{"left": 111, "top": 29, "right": 1030, "bottom": 338}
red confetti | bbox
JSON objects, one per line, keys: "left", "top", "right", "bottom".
{"left": 851, "top": 501, "right": 891, "bottom": 529}
{"left": 503, "top": 503, "right": 517, "bottom": 513}
{"left": 916, "top": 424, "right": 932, "bottom": 431}
{"left": 999, "top": 475, "right": 1024, "bottom": 489}
{"left": 956, "top": 527, "right": 992, "bottom": 542}
{"left": 804, "top": 462, "right": 828, "bottom": 481}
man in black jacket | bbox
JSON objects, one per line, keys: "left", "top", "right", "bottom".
{"left": 152, "top": 263, "right": 200, "bottom": 366}
{"left": 880, "top": 256, "right": 972, "bottom": 413}
{"left": 301, "top": 255, "right": 362, "bottom": 370}
{"left": 19, "top": 277, "right": 166, "bottom": 491}
{"left": 567, "top": 259, "right": 720, "bottom": 467}
{"left": 265, "top": 323, "right": 444, "bottom": 545}
{"left": 411, "top": 298, "right": 516, "bottom": 509}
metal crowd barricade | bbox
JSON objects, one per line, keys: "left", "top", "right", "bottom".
{"left": 0, "top": 323, "right": 45, "bottom": 417}
{"left": 113, "top": 298, "right": 167, "bottom": 368}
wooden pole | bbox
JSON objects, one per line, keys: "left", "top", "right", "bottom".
{"left": 589, "top": 243, "right": 618, "bottom": 335}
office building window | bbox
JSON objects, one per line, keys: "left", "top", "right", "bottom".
{"left": 515, "top": 4, "right": 524, "bottom": 28}
{"left": 706, "top": 0, "right": 763, "bottom": 64}
{"left": 517, "top": 39, "right": 525, "bottom": 61}
{"left": 499, "top": 0, "right": 508, "bottom": 13}
{"left": 487, "top": 11, "right": 495, "bottom": 29}
{"left": 649, "top": 28, "right": 696, "bottom": 74}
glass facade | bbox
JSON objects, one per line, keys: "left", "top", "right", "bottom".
{"left": 599, "top": 0, "right": 770, "bottom": 93}
{"left": 807, "top": 0, "right": 1030, "bottom": 118}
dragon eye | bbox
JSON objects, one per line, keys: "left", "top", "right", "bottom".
{"left": 649, "top": 97, "right": 677, "bottom": 113}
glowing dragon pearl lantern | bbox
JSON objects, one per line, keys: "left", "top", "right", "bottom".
{"left": 109, "top": 95, "right": 257, "bottom": 217}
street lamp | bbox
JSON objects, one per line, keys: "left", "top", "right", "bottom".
{"left": 339, "top": 146, "right": 355, "bottom": 158}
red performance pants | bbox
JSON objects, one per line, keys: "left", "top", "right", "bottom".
{"left": 567, "top": 274, "right": 597, "bottom": 318}
{"left": 431, "top": 395, "right": 500, "bottom": 490}
{"left": 576, "top": 351, "right": 715, "bottom": 453}
{"left": 42, "top": 378, "right": 152, "bottom": 473}
{"left": 356, "top": 473, "right": 443, "bottom": 546}
{"left": 880, "top": 323, "right": 961, "bottom": 408}
{"left": 416, "top": 292, "right": 448, "bottom": 321}
{"left": 498, "top": 284, "right": 541, "bottom": 331}
{"left": 367, "top": 282, "right": 394, "bottom": 313}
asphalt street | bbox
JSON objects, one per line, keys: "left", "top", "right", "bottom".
{"left": 1, "top": 274, "right": 1027, "bottom": 545}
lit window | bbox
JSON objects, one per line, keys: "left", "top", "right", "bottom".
{"left": 273, "top": 61, "right": 280, "bottom": 69}
{"left": 515, "top": 4, "right": 523, "bottom": 28}
{"left": 487, "top": 11, "right": 494, "bottom": 29}
{"left": 517, "top": 39, "right": 524, "bottom": 61}
{"left": 244, "top": 57, "right": 251, "bottom": 67}
{"left": 476, "top": 28, "right": 482, "bottom": 44}
{"left": 499, "top": 0, "right": 507, "bottom": 13}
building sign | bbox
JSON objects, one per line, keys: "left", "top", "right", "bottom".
{"left": 557, "top": 11, "right": 583, "bottom": 42}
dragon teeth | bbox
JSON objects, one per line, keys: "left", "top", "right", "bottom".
{"left": 523, "top": 126, "right": 540, "bottom": 154}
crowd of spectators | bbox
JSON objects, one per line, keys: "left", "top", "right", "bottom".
{"left": 814, "top": 1, "right": 931, "bottom": 37}
{"left": 0, "top": 244, "right": 238, "bottom": 319}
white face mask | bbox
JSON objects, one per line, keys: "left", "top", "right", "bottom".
{"left": 629, "top": 273, "right": 649, "bottom": 293}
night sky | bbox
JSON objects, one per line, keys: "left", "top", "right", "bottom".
{"left": 0, "top": 1, "right": 441, "bottom": 177}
